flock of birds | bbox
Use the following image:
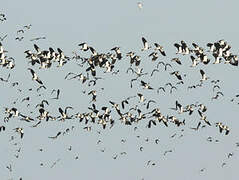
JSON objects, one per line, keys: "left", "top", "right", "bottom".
{"left": 1, "top": 10, "right": 239, "bottom": 180}
{"left": 2, "top": 37, "right": 235, "bottom": 135}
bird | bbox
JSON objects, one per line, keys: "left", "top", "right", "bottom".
{"left": 84, "top": 126, "right": 92, "bottom": 131}
{"left": 137, "top": 93, "right": 145, "bottom": 102}
{"left": 48, "top": 132, "right": 61, "bottom": 139}
{"left": 21, "top": 96, "right": 30, "bottom": 103}
{"left": 58, "top": 107, "right": 73, "bottom": 121}
{"left": 170, "top": 71, "right": 182, "bottom": 81}
{"left": 198, "top": 110, "right": 211, "bottom": 126}
{"left": 148, "top": 52, "right": 159, "bottom": 61}
{"left": 175, "top": 100, "right": 183, "bottom": 114}
{"left": 146, "top": 100, "right": 156, "bottom": 109}
{"left": 171, "top": 58, "right": 181, "bottom": 65}
{"left": 24, "top": 24, "right": 32, "bottom": 29}
{"left": 111, "top": 47, "right": 122, "bottom": 60}
{"left": 15, "top": 36, "right": 24, "bottom": 41}
{"left": 137, "top": 2, "right": 143, "bottom": 9}
{"left": 154, "top": 43, "right": 166, "bottom": 56}
{"left": 17, "top": 29, "right": 24, "bottom": 34}
{"left": 224, "top": 126, "right": 230, "bottom": 135}
{"left": 190, "top": 56, "right": 199, "bottom": 67}
{"left": 13, "top": 128, "right": 24, "bottom": 138}
{"left": 164, "top": 150, "right": 173, "bottom": 156}
{"left": 190, "top": 122, "right": 201, "bottom": 131}
{"left": 121, "top": 99, "right": 129, "bottom": 109}
{"left": 33, "top": 44, "right": 41, "bottom": 54}
{"left": 36, "top": 100, "right": 49, "bottom": 109}
{"left": 88, "top": 90, "right": 97, "bottom": 102}
{"left": 0, "top": 125, "right": 6, "bottom": 132}
{"left": 37, "top": 85, "right": 47, "bottom": 92}
{"left": 51, "top": 89, "right": 60, "bottom": 99}
{"left": 213, "top": 85, "right": 220, "bottom": 92}
{"left": 141, "top": 37, "right": 150, "bottom": 51}
{"left": 170, "top": 86, "right": 177, "bottom": 94}
{"left": 180, "top": 40, "right": 190, "bottom": 55}
{"left": 0, "top": 13, "right": 6, "bottom": 21}
{"left": 31, "top": 121, "right": 41, "bottom": 128}
{"left": 50, "top": 158, "right": 61, "bottom": 168}
{"left": 157, "top": 86, "right": 165, "bottom": 93}
{"left": 0, "top": 34, "right": 7, "bottom": 41}
{"left": 78, "top": 42, "right": 89, "bottom": 51}
{"left": 198, "top": 104, "right": 207, "bottom": 112}
{"left": 227, "top": 152, "right": 234, "bottom": 158}
{"left": 155, "top": 139, "right": 160, "bottom": 144}
{"left": 207, "top": 43, "right": 215, "bottom": 52}
{"left": 212, "top": 52, "right": 222, "bottom": 64}
{"left": 20, "top": 114, "right": 34, "bottom": 122}
{"left": 30, "top": 36, "right": 46, "bottom": 41}
{"left": 140, "top": 80, "right": 153, "bottom": 90}
{"left": 216, "top": 123, "right": 230, "bottom": 135}
{"left": 200, "top": 69, "right": 209, "bottom": 82}
{"left": 174, "top": 43, "right": 183, "bottom": 54}
{"left": 0, "top": 73, "right": 10, "bottom": 82}
{"left": 28, "top": 68, "right": 43, "bottom": 84}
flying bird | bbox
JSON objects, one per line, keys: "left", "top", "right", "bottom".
{"left": 28, "top": 68, "right": 43, "bottom": 85}
{"left": 13, "top": 127, "right": 24, "bottom": 138}
{"left": 141, "top": 37, "right": 150, "bottom": 51}
{"left": 137, "top": 2, "right": 143, "bottom": 9}
{"left": 51, "top": 89, "right": 60, "bottom": 99}
{"left": 154, "top": 43, "right": 166, "bottom": 56}
{"left": 48, "top": 132, "right": 61, "bottom": 139}
{"left": 200, "top": 69, "right": 209, "bottom": 82}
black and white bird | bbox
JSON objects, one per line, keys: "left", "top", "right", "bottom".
{"left": 154, "top": 43, "right": 166, "bottom": 56}
{"left": 58, "top": 107, "right": 73, "bottom": 121}
{"left": 174, "top": 43, "right": 183, "bottom": 54}
{"left": 78, "top": 42, "right": 89, "bottom": 51}
{"left": 141, "top": 37, "right": 150, "bottom": 51}
{"left": 175, "top": 100, "right": 184, "bottom": 114}
{"left": 198, "top": 104, "right": 207, "bottom": 112}
{"left": 24, "top": 24, "right": 32, "bottom": 29}
{"left": 200, "top": 69, "right": 209, "bottom": 82}
{"left": 13, "top": 127, "right": 24, "bottom": 138}
{"left": 198, "top": 110, "right": 211, "bottom": 126}
{"left": 199, "top": 54, "right": 210, "bottom": 64}
{"left": 140, "top": 80, "right": 153, "bottom": 90}
{"left": 212, "top": 53, "right": 222, "bottom": 64}
{"left": 181, "top": 40, "right": 190, "bottom": 55}
{"left": 170, "top": 71, "right": 182, "bottom": 81}
{"left": 20, "top": 114, "right": 34, "bottom": 122}
{"left": 137, "top": 2, "right": 143, "bottom": 9}
{"left": 207, "top": 43, "right": 215, "bottom": 52}
{"left": 137, "top": 93, "right": 145, "bottom": 102}
{"left": 111, "top": 47, "right": 122, "bottom": 60}
{"left": 216, "top": 123, "right": 230, "bottom": 135}
{"left": 0, "top": 125, "right": 6, "bottom": 132}
{"left": 190, "top": 56, "right": 199, "bottom": 67}
{"left": 171, "top": 58, "right": 181, "bottom": 65}
{"left": 28, "top": 68, "right": 43, "bottom": 85}
{"left": 148, "top": 52, "right": 158, "bottom": 61}
{"left": 33, "top": 44, "right": 41, "bottom": 54}
{"left": 223, "top": 125, "right": 230, "bottom": 135}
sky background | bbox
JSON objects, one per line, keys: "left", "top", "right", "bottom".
{"left": 1, "top": 0, "right": 239, "bottom": 180}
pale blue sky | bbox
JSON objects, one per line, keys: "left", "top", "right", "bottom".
{"left": 1, "top": 1, "right": 239, "bottom": 180}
